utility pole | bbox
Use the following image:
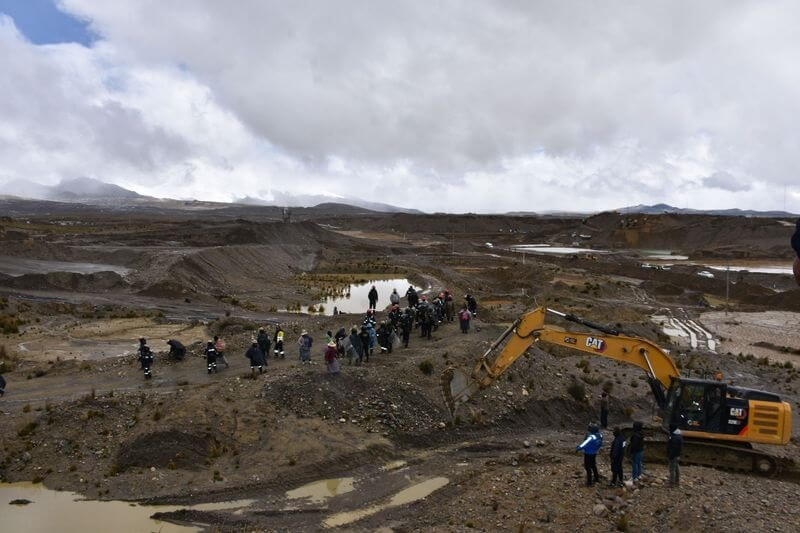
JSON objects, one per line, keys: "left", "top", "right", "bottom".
{"left": 725, "top": 265, "right": 730, "bottom": 316}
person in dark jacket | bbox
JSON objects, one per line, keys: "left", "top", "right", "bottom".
{"left": 406, "top": 286, "right": 419, "bottom": 308}
{"left": 204, "top": 341, "right": 218, "bottom": 374}
{"left": 667, "top": 423, "right": 683, "bottom": 486}
{"left": 599, "top": 392, "right": 609, "bottom": 429}
{"left": 137, "top": 340, "right": 153, "bottom": 380}
{"left": 609, "top": 427, "right": 627, "bottom": 486}
{"left": 400, "top": 307, "right": 414, "bottom": 348}
{"left": 245, "top": 340, "right": 266, "bottom": 374}
{"left": 387, "top": 304, "right": 402, "bottom": 329}
{"left": 348, "top": 326, "right": 362, "bottom": 364}
{"left": 629, "top": 421, "right": 645, "bottom": 480}
{"left": 377, "top": 321, "right": 393, "bottom": 353}
{"left": 368, "top": 285, "right": 379, "bottom": 310}
{"left": 358, "top": 325, "right": 371, "bottom": 363}
{"left": 166, "top": 339, "right": 186, "bottom": 361}
{"left": 465, "top": 293, "right": 477, "bottom": 317}
{"left": 257, "top": 327, "right": 271, "bottom": 359}
{"left": 793, "top": 218, "right": 800, "bottom": 286}
{"left": 0, "top": 373, "right": 5, "bottom": 396}
{"left": 444, "top": 290, "right": 455, "bottom": 322}
{"left": 576, "top": 423, "right": 603, "bottom": 486}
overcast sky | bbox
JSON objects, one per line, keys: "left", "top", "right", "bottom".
{"left": 0, "top": 1, "right": 798, "bottom": 213}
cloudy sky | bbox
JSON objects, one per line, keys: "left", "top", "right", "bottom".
{"left": 0, "top": 0, "right": 798, "bottom": 213}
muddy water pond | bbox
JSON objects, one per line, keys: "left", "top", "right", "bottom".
{"left": 0, "top": 256, "right": 131, "bottom": 277}
{"left": 294, "top": 278, "right": 422, "bottom": 316}
{"left": 286, "top": 477, "right": 355, "bottom": 503}
{"left": 0, "top": 482, "right": 253, "bottom": 532}
{"left": 511, "top": 244, "right": 608, "bottom": 255}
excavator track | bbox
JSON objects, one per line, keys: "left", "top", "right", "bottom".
{"left": 643, "top": 437, "right": 779, "bottom": 476}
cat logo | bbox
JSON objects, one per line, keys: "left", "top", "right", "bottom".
{"left": 586, "top": 337, "right": 606, "bottom": 352}
{"left": 564, "top": 336, "right": 577, "bottom": 344}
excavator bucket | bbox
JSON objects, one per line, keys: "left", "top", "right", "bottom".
{"left": 441, "top": 366, "right": 479, "bottom": 419}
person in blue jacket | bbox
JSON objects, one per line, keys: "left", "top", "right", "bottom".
{"left": 576, "top": 423, "right": 603, "bottom": 486}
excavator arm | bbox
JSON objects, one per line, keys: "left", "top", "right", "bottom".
{"left": 441, "top": 307, "right": 680, "bottom": 418}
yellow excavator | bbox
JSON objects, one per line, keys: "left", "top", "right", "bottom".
{"left": 441, "top": 307, "right": 793, "bottom": 474}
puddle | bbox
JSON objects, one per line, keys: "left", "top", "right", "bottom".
{"left": 380, "top": 460, "right": 408, "bottom": 471}
{"left": 286, "top": 477, "right": 355, "bottom": 504}
{"left": 0, "top": 482, "right": 253, "bottom": 533}
{"left": 290, "top": 278, "right": 421, "bottom": 315}
{"left": 0, "top": 257, "right": 130, "bottom": 277}
{"left": 323, "top": 477, "right": 449, "bottom": 528}
{"left": 511, "top": 244, "right": 607, "bottom": 255}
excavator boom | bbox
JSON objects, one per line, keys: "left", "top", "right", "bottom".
{"left": 442, "top": 307, "right": 679, "bottom": 417}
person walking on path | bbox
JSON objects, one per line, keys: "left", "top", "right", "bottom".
{"left": 444, "top": 290, "right": 455, "bottom": 322}
{"left": 138, "top": 343, "right": 154, "bottom": 380}
{"left": 368, "top": 285, "right": 379, "bottom": 310}
{"left": 204, "top": 341, "right": 218, "bottom": 374}
{"left": 358, "top": 325, "right": 371, "bottom": 363}
{"left": 667, "top": 423, "right": 683, "bottom": 486}
{"left": 400, "top": 307, "right": 413, "bottom": 348}
{"left": 629, "top": 421, "right": 645, "bottom": 481}
{"left": 347, "top": 326, "right": 362, "bottom": 365}
{"left": 576, "top": 423, "right": 603, "bottom": 486}
{"left": 609, "top": 427, "right": 627, "bottom": 487}
{"left": 406, "top": 285, "right": 419, "bottom": 308}
{"left": 599, "top": 392, "right": 609, "bottom": 429}
{"left": 214, "top": 335, "right": 229, "bottom": 368}
{"left": 273, "top": 327, "right": 285, "bottom": 359}
{"left": 465, "top": 293, "right": 478, "bottom": 317}
{"left": 257, "top": 327, "right": 271, "bottom": 359}
{"left": 458, "top": 306, "right": 471, "bottom": 333}
{"left": 245, "top": 340, "right": 266, "bottom": 374}
{"left": 298, "top": 330, "right": 313, "bottom": 364}
{"left": 324, "top": 340, "right": 340, "bottom": 375}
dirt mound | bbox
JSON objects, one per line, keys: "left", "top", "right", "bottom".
{"left": 116, "top": 430, "right": 219, "bottom": 471}
{"left": 640, "top": 280, "right": 684, "bottom": 296}
{"left": 262, "top": 371, "right": 445, "bottom": 433}
{"left": 1, "top": 271, "right": 127, "bottom": 292}
{"left": 763, "top": 288, "right": 800, "bottom": 312}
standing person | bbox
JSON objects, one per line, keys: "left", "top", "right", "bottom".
{"left": 792, "top": 218, "right": 800, "bottom": 286}
{"left": 368, "top": 285, "right": 379, "bottom": 310}
{"left": 245, "top": 340, "right": 266, "bottom": 374}
{"left": 609, "top": 427, "right": 627, "bottom": 487}
{"left": 599, "top": 392, "right": 609, "bottom": 429}
{"left": 629, "top": 421, "right": 645, "bottom": 481}
{"left": 204, "top": 341, "right": 218, "bottom": 374}
{"left": 388, "top": 304, "right": 402, "bottom": 329}
{"left": 348, "top": 326, "right": 362, "bottom": 365}
{"left": 138, "top": 343, "right": 154, "bottom": 380}
{"left": 377, "top": 321, "right": 393, "bottom": 354}
{"left": 390, "top": 288, "right": 400, "bottom": 306}
{"left": 667, "top": 423, "right": 683, "bottom": 486}
{"left": 298, "top": 330, "right": 313, "bottom": 364}
{"left": 273, "top": 327, "right": 285, "bottom": 359}
{"left": 363, "top": 309, "right": 377, "bottom": 329}
{"left": 324, "top": 340, "right": 340, "bottom": 375}
{"left": 406, "top": 285, "right": 418, "bottom": 308}
{"left": 576, "top": 424, "right": 603, "bottom": 486}
{"left": 465, "top": 293, "right": 478, "bottom": 317}
{"left": 0, "top": 373, "right": 5, "bottom": 396}
{"left": 166, "top": 339, "right": 186, "bottom": 361}
{"left": 359, "top": 325, "right": 371, "bottom": 363}
{"left": 458, "top": 306, "right": 471, "bottom": 334}
{"left": 400, "top": 307, "right": 413, "bottom": 348}
{"left": 257, "top": 327, "right": 271, "bottom": 359}
{"left": 444, "top": 290, "right": 455, "bottom": 322}
{"left": 214, "top": 335, "right": 229, "bottom": 368}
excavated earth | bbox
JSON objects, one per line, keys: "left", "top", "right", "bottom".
{"left": 1, "top": 208, "right": 799, "bottom": 532}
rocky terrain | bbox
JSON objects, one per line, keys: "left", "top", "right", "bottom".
{"left": 1, "top": 205, "right": 799, "bottom": 531}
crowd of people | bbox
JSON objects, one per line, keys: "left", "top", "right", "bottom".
{"left": 135, "top": 285, "right": 479, "bottom": 379}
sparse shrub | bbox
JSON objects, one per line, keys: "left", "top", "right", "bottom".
{"left": 17, "top": 421, "right": 38, "bottom": 437}
{"left": 22, "top": 404, "right": 30, "bottom": 413}
{"left": 567, "top": 380, "right": 586, "bottom": 402}
{"left": 630, "top": 379, "right": 639, "bottom": 388}
{"left": 418, "top": 360, "right": 434, "bottom": 376}
{"left": 616, "top": 513, "right": 629, "bottom": 531}
{"left": 624, "top": 407, "right": 635, "bottom": 417}
{"left": 602, "top": 381, "right": 614, "bottom": 393}
{"left": 152, "top": 411, "right": 162, "bottom": 421}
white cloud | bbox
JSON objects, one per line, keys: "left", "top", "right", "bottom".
{"left": 0, "top": 2, "right": 799, "bottom": 212}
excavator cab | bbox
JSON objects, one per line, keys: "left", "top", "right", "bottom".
{"left": 664, "top": 378, "right": 728, "bottom": 434}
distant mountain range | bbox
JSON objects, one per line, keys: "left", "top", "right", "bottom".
{"left": 0, "top": 178, "right": 422, "bottom": 214}
{"left": 616, "top": 203, "right": 798, "bottom": 218}
{"left": 235, "top": 192, "right": 423, "bottom": 214}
